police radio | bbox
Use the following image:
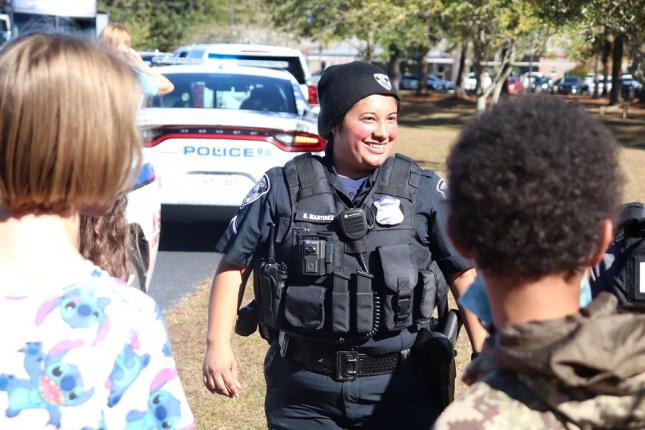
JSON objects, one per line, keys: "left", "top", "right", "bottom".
{"left": 338, "top": 208, "right": 369, "bottom": 241}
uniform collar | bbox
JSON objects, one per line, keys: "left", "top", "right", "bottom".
{"left": 320, "top": 151, "right": 382, "bottom": 206}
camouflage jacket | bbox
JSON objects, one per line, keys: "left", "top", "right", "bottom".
{"left": 434, "top": 293, "right": 645, "bottom": 430}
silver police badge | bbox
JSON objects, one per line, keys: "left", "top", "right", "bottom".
{"left": 373, "top": 73, "right": 392, "bottom": 91}
{"left": 374, "top": 196, "right": 404, "bottom": 226}
{"left": 240, "top": 174, "right": 270, "bottom": 207}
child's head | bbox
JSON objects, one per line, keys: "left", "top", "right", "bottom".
{"left": 0, "top": 33, "right": 142, "bottom": 216}
{"left": 447, "top": 96, "right": 623, "bottom": 281}
{"left": 99, "top": 23, "right": 132, "bottom": 53}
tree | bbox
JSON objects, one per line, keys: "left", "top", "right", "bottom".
{"left": 265, "top": 0, "right": 443, "bottom": 89}
{"left": 442, "top": 0, "right": 549, "bottom": 111}
{"left": 532, "top": 0, "right": 645, "bottom": 105}
{"left": 99, "top": 0, "right": 226, "bottom": 50}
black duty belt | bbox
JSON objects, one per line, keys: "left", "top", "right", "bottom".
{"left": 285, "top": 340, "right": 408, "bottom": 382}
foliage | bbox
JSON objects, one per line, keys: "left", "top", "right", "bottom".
{"left": 532, "top": 0, "right": 645, "bottom": 104}
{"left": 265, "top": 0, "right": 443, "bottom": 61}
{"left": 440, "top": 0, "right": 550, "bottom": 110}
{"left": 98, "top": 0, "right": 228, "bottom": 51}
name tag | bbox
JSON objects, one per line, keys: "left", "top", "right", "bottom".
{"left": 295, "top": 211, "right": 335, "bottom": 223}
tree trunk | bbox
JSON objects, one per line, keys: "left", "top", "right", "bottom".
{"left": 454, "top": 42, "right": 468, "bottom": 99}
{"left": 473, "top": 29, "right": 487, "bottom": 112}
{"left": 387, "top": 45, "right": 401, "bottom": 90}
{"left": 364, "top": 39, "right": 373, "bottom": 62}
{"left": 601, "top": 35, "right": 611, "bottom": 97}
{"left": 416, "top": 48, "right": 429, "bottom": 96}
{"left": 609, "top": 32, "right": 623, "bottom": 106}
{"left": 491, "top": 40, "right": 515, "bottom": 105}
{"left": 415, "top": 13, "right": 431, "bottom": 97}
{"left": 592, "top": 53, "right": 600, "bottom": 98}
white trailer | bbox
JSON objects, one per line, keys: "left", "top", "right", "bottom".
{"left": 9, "top": 0, "right": 107, "bottom": 37}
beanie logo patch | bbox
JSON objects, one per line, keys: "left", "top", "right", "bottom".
{"left": 373, "top": 73, "right": 392, "bottom": 91}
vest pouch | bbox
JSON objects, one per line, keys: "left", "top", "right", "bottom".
{"left": 377, "top": 245, "right": 418, "bottom": 331}
{"left": 627, "top": 251, "right": 645, "bottom": 303}
{"left": 284, "top": 285, "right": 326, "bottom": 331}
{"left": 331, "top": 272, "right": 350, "bottom": 333}
{"left": 415, "top": 262, "right": 449, "bottom": 323}
{"left": 355, "top": 271, "right": 374, "bottom": 333}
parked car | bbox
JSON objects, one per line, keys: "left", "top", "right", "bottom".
{"left": 464, "top": 72, "right": 492, "bottom": 93}
{"left": 172, "top": 43, "right": 318, "bottom": 106}
{"left": 399, "top": 73, "right": 453, "bottom": 92}
{"left": 582, "top": 73, "right": 611, "bottom": 95}
{"left": 139, "top": 64, "right": 323, "bottom": 222}
{"left": 427, "top": 73, "right": 453, "bottom": 92}
{"left": 399, "top": 73, "right": 419, "bottom": 90}
{"left": 504, "top": 76, "right": 524, "bottom": 95}
{"left": 621, "top": 74, "right": 643, "bottom": 100}
{"left": 557, "top": 76, "right": 583, "bottom": 95}
{"left": 520, "top": 72, "right": 544, "bottom": 90}
{"left": 531, "top": 76, "right": 553, "bottom": 93}
{"left": 126, "top": 156, "right": 161, "bottom": 292}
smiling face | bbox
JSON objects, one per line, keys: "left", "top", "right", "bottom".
{"left": 331, "top": 94, "right": 398, "bottom": 178}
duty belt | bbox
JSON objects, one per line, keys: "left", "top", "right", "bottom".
{"left": 285, "top": 340, "right": 409, "bottom": 382}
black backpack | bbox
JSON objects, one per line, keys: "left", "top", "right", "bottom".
{"left": 591, "top": 202, "right": 645, "bottom": 309}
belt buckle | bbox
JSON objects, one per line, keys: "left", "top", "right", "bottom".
{"left": 335, "top": 350, "right": 358, "bottom": 381}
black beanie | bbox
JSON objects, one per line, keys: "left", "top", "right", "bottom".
{"left": 317, "top": 61, "right": 400, "bottom": 140}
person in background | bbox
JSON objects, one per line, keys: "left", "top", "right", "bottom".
{"left": 99, "top": 23, "right": 174, "bottom": 97}
{"left": 203, "top": 61, "right": 484, "bottom": 429}
{"left": 79, "top": 195, "right": 130, "bottom": 282}
{"left": 0, "top": 33, "right": 193, "bottom": 429}
{"left": 434, "top": 96, "right": 645, "bottom": 429}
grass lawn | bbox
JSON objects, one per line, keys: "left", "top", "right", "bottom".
{"left": 164, "top": 94, "right": 645, "bottom": 429}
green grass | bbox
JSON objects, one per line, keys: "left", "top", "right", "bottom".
{"left": 163, "top": 94, "right": 645, "bottom": 429}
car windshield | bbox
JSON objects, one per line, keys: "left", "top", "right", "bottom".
{"left": 563, "top": 77, "right": 579, "bottom": 84}
{"left": 148, "top": 73, "right": 298, "bottom": 114}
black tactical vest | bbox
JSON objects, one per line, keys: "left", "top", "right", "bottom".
{"left": 255, "top": 153, "right": 448, "bottom": 340}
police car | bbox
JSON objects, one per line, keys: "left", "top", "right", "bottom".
{"left": 138, "top": 64, "right": 323, "bottom": 222}
{"left": 172, "top": 43, "right": 318, "bottom": 107}
{"left": 126, "top": 156, "right": 161, "bottom": 292}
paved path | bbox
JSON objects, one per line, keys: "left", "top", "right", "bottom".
{"left": 148, "top": 221, "right": 227, "bottom": 310}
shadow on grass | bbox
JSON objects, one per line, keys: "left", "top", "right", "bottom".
{"left": 399, "top": 95, "right": 476, "bottom": 129}
{"left": 398, "top": 94, "right": 645, "bottom": 150}
{"left": 602, "top": 119, "right": 645, "bottom": 150}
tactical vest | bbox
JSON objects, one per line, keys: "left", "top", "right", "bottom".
{"left": 591, "top": 202, "right": 645, "bottom": 310}
{"left": 254, "top": 153, "right": 448, "bottom": 340}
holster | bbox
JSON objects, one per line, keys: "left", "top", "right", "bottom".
{"left": 412, "top": 308, "right": 461, "bottom": 411}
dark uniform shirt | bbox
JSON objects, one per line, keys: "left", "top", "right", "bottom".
{"left": 215, "top": 153, "right": 472, "bottom": 354}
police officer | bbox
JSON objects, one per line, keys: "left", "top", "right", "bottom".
{"left": 203, "top": 61, "right": 481, "bottom": 429}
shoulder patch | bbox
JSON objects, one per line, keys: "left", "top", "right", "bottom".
{"left": 436, "top": 178, "right": 448, "bottom": 199}
{"left": 228, "top": 215, "right": 238, "bottom": 235}
{"left": 241, "top": 174, "right": 270, "bottom": 208}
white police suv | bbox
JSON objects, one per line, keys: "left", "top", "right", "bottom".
{"left": 138, "top": 64, "right": 323, "bottom": 222}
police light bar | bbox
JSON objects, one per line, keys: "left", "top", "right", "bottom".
{"left": 142, "top": 126, "right": 325, "bottom": 152}
{"left": 205, "top": 55, "right": 290, "bottom": 70}
{"left": 150, "top": 56, "right": 203, "bottom": 66}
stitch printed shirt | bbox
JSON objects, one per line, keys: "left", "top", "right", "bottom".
{"left": 0, "top": 261, "right": 195, "bottom": 429}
